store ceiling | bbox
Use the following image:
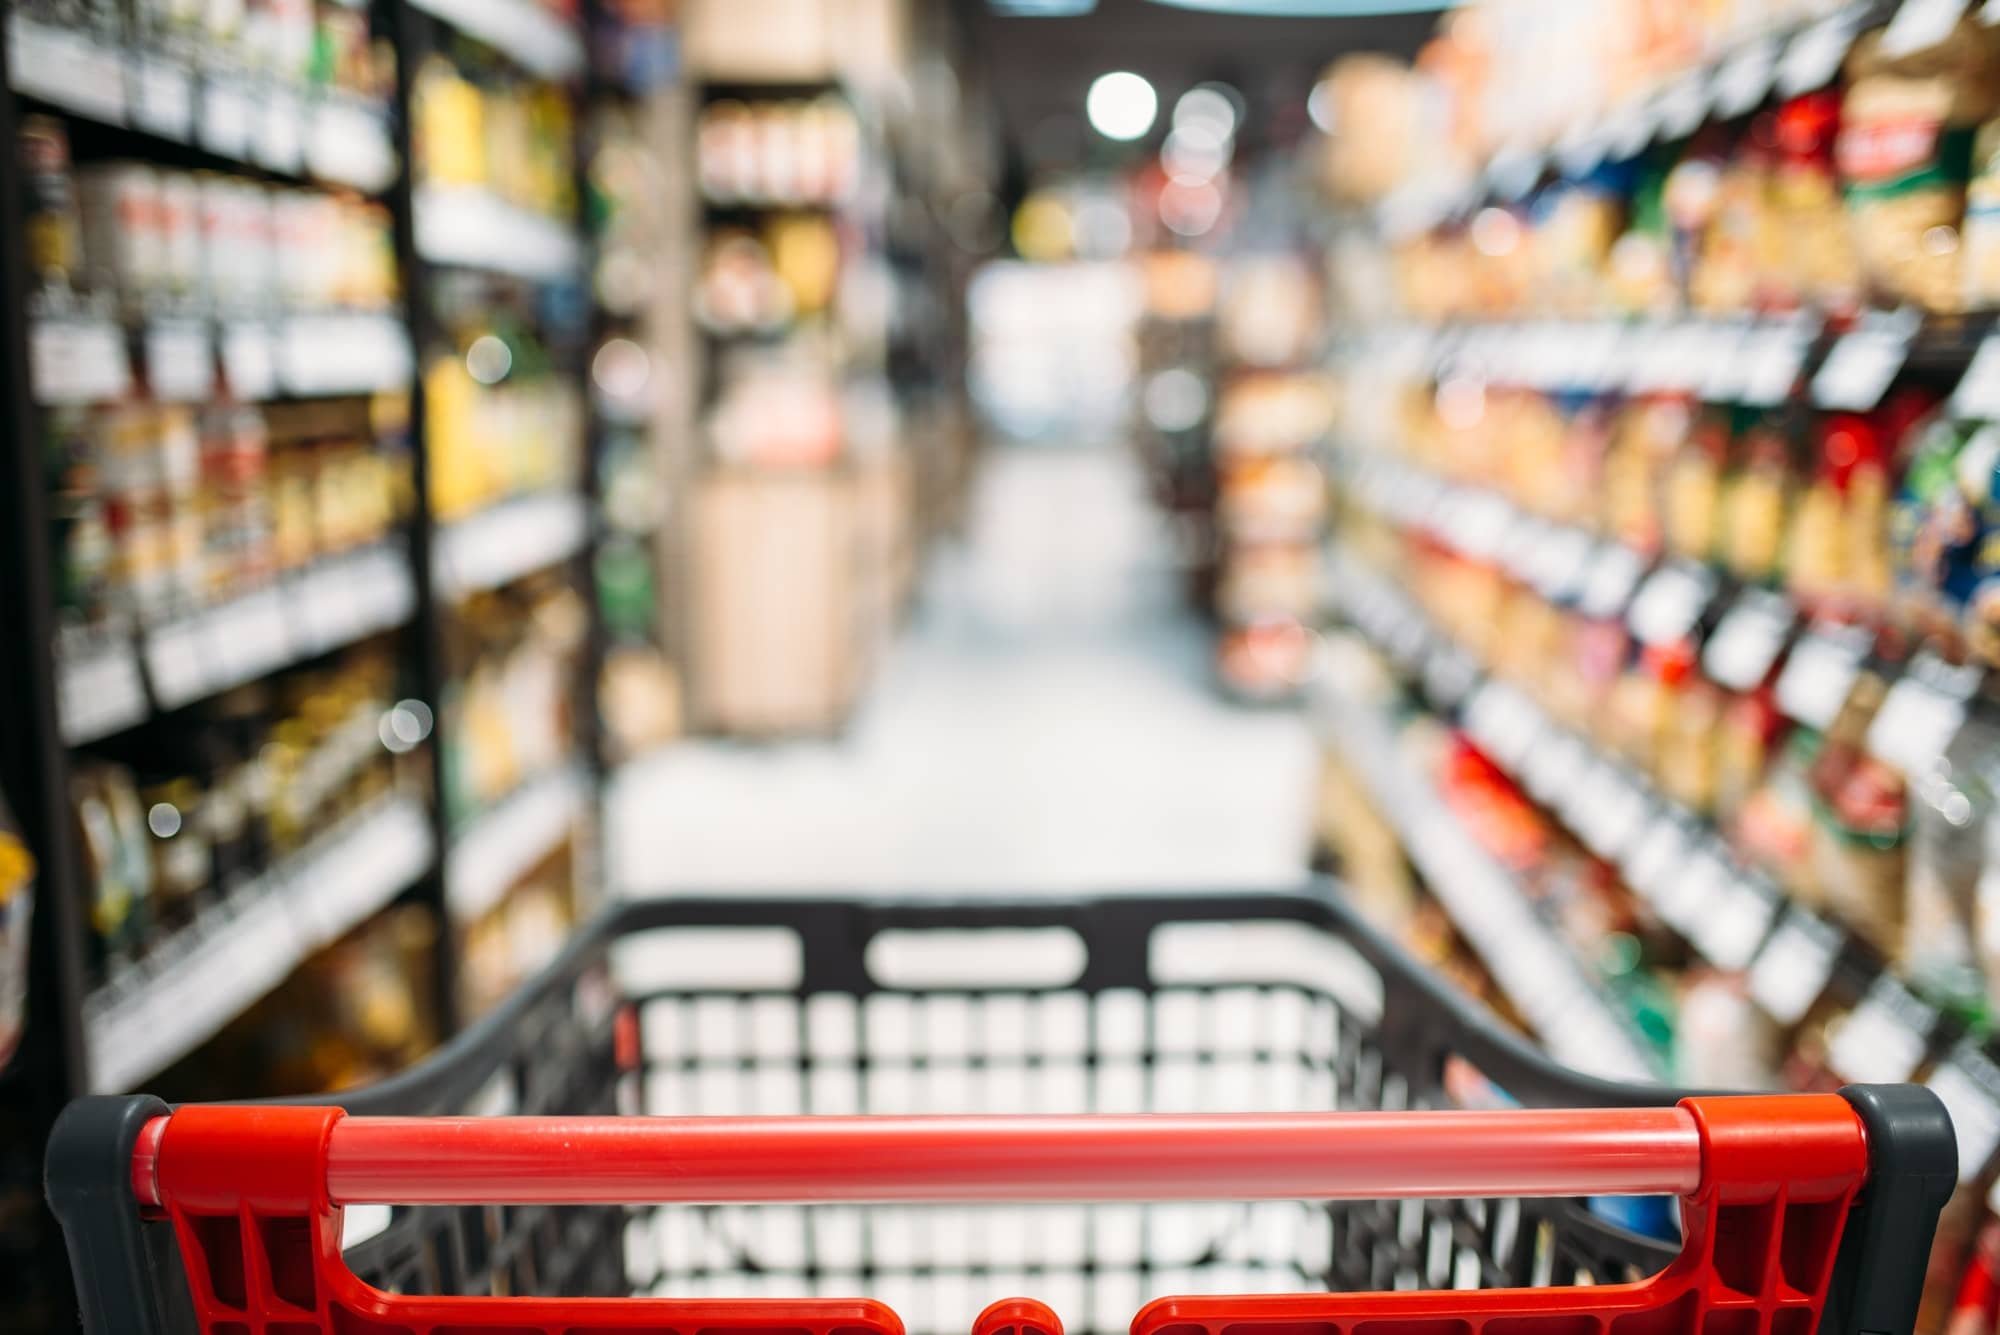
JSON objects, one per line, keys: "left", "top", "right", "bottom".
{"left": 958, "top": 0, "right": 1441, "bottom": 168}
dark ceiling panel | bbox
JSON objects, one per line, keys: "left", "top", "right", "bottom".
{"left": 958, "top": 0, "right": 1440, "bottom": 166}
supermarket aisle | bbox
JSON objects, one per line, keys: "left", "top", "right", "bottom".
{"left": 608, "top": 444, "right": 1318, "bottom": 894}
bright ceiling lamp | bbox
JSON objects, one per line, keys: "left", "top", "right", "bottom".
{"left": 988, "top": 0, "right": 1097, "bottom": 12}
{"left": 1148, "top": 1, "right": 1444, "bottom": 12}
{"left": 1086, "top": 71, "right": 1160, "bottom": 141}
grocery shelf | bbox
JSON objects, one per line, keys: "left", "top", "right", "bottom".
{"left": 1311, "top": 641, "right": 1662, "bottom": 1084}
{"left": 5, "top": 14, "right": 398, "bottom": 191}
{"left": 408, "top": 0, "right": 587, "bottom": 82}
{"left": 1326, "top": 541, "right": 1969, "bottom": 1091}
{"left": 29, "top": 313, "right": 414, "bottom": 407}
{"left": 414, "top": 184, "right": 585, "bottom": 283}
{"left": 445, "top": 763, "right": 588, "bottom": 923}
{"left": 82, "top": 791, "right": 434, "bottom": 1093}
{"left": 1382, "top": 0, "right": 1898, "bottom": 231}
{"left": 55, "top": 544, "right": 417, "bottom": 745}
{"left": 433, "top": 492, "right": 590, "bottom": 599}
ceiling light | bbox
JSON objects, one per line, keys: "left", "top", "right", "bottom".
{"left": 1086, "top": 71, "right": 1158, "bottom": 142}
{"left": 988, "top": 0, "right": 1096, "bottom": 11}
{"left": 1173, "top": 85, "right": 1238, "bottom": 141}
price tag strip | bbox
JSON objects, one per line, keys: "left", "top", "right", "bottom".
{"left": 1747, "top": 907, "right": 1844, "bottom": 1026}
{"left": 1712, "top": 35, "right": 1781, "bottom": 119}
{"left": 1739, "top": 319, "right": 1814, "bottom": 406}
{"left": 1927, "top": 1041, "right": 2000, "bottom": 1184}
{"left": 30, "top": 319, "right": 132, "bottom": 405}
{"left": 1702, "top": 587, "right": 1796, "bottom": 691}
{"left": 1690, "top": 869, "right": 1782, "bottom": 972}
{"left": 144, "top": 320, "right": 214, "bottom": 401}
{"left": 199, "top": 78, "right": 254, "bottom": 158}
{"left": 1627, "top": 560, "right": 1718, "bottom": 647}
{"left": 6, "top": 16, "right": 127, "bottom": 123}
{"left": 1654, "top": 71, "right": 1710, "bottom": 142}
{"left": 1866, "top": 652, "right": 1983, "bottom": 777}
{"left": 1774, "top": 623, "right": 1870, "bottom": 730}
{"left": 1577, "top": 543, "right": 1645, "bottom": 620}
{"left": 1880, "top": 0, "right": 1969, "bottom": 59}
{"left": 1827, "top": 973, "right": 1939, "bottom": 1085}
{"left": 56, "top": 636, "right": 149, "bottom": 745}
{"left": 1812, "top": 312, "right": 1917, "bottom": 411}
{"left": 83, "top": 792, "right": 434, "bottom": 1093}
{"left": 1778, "top": 11, "right": 1862, "bottom": 96}
{"left": 1623, "top": 815, "right": 1695, "bottom": 907}
{"left": 128, "top": 54, "right": 195, "bottom": 140}
{"left": 1952, "top": 334, "right": 2000, "bottom": 419}
{"left": 446, "top": 766, "right": 587, "bottom": 922}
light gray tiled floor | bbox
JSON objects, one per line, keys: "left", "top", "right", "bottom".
{"left": 608, "top": 444, "right": 1317, "bottom": 896}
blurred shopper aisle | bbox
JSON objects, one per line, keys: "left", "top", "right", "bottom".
{"left": 609, "top": 442, "right": 1317, "bottom": 894}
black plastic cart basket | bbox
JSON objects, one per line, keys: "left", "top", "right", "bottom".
{"left": 47, "top": 886, "right": 1956, "bottom": 1335}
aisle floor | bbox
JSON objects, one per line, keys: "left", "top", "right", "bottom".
{"left": 608, "top": 445, "right": 1318, "bottom": 896}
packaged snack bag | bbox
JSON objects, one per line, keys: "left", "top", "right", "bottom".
{"left": 1838, "top": 21, "right": 2000, "bottom": 312}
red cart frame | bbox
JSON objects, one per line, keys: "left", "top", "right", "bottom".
{"left": 46, "top": 890, "right": 1959, "bottom": 1335}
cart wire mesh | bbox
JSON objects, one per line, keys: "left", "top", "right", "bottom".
{"left": 334, "top": 892, "right": 1681, "bottom": 1335}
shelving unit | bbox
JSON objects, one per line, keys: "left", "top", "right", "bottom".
{"left": 1312, "top": 648, "right": 1662, "bottom": 1082}
{"left": 0, "top": 8, "right": 649, "bottom": 1276}
{"left": 1311, "top": 12, "right": 2000, "bottom": 1296}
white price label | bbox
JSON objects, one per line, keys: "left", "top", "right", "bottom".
{"left": 1828, "top": 977, "right": 1936, "bottom": 1084}
{"left": 1555, "top": 122, "right": 1607, "bottom": 179}
{"left": 1525, "top": 731, "right": 1591, "bottom": 807}
{"left": 1488, "top": 146, "right": 1543, "bottom": 202}
{"left": 1423, "top": 643, "right": 1479, "bottom": 708}
{"left": 57, "top": 638, "right": 148, "bottom": 745}
{"left": 1692, "top": 873, "right": 1780, "bottom": 972}
{"left": 1623, "top": 817, "right": 1693, "bottom": 903}
{"left": 30, "top": 320, "right": 131, "bottom": 405}
{"left": 209, "top": 589, "right": 291, "bottom": 687}
{"left": 295, "top": 560, "right": 363, "bottom": 651}
{"left": 221, "top": 323, "right": 277, "bottom": 400}
{"left": 1748, "top": 910, "right": 1843, "bottom": 1025}
{"left": 1778, "top": 12, "right": 1860, "bottom": 96}
{"left": 1569, "top": 767, "right": 1650, "bottom": 860}
{"left": 1955, "top": 335, "right": 2000, "bottom": 419}
{"left": 1655, "top": 73, "right": 1709, "bottom": 141}
{"left": 1697, "top": 322, "right": 1752, "bottom": 402}
{"left": 129, "top": 55, "right": 194, "bottom": 139}
{"left": 143, "top": 618, "right": 211, "bottom": 709}
{"left": 144, "top": 321, "right": 213, "bottom": 401}
{"left": 1578, "top": 543, "right": 1644, "bottom": 620}
{"left": 1928, "top": 1046, "right": 2000, "bottom": 1183}
{"left": 1712, "top": 36, "right": 1780, "bottom": 119}
{"left": 1813, "top": 327, "right": 1912, "bottom": 410}
{"left": 1775, "top": 627, "right": 1868, "bottom": 730}
{"left": 1703, "top": 589, "right": 1796, "bottom": 691}
{"left": 1530, "top": 526, "right": 1594, "bottom": 603}
{"left": 1866, "top": 655, "right": 1982, "bottom": 776}
{"left": 200, "top": 79, "right": 254, "bottom": 158}
{"left": 1656, "top": 846, "right": 1734, "bottom": 936}
{"left": 308, "top": 100, "right": 398, "bottom": 191}
{"left": 1881, "top": 0, "right": 1968, "bottom": 58}
{"left": 1604, "top": 99, "right": 1656, "bottom": 163}
{"left": 1467, "top": 683, "right": 1543, "bottom": 769}
{"left": 1628, "top": 562, "right": 1716, "bottom": 647}
{"left": 1739, "top": 321, "right": 1811, "bottom": 405}
{"left": 255, "top": 87, "right": 305, "bottom": 172}
{"left": 1454, "top": 491, "right": 1515, "bottom": 560}
{"left": 7, "top": 17, "right": 126, "bottom": 123}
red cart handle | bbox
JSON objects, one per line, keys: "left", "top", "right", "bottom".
{"left": 89, "top": 1094, "right": 1948, "bottom": 1335}
{"left": 133, "top": 1106, "right": 1707, "bottom": 1207}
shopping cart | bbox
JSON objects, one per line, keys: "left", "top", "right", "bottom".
{"left": 46, "top": 887, "right": 1957, "bottom": 1335}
